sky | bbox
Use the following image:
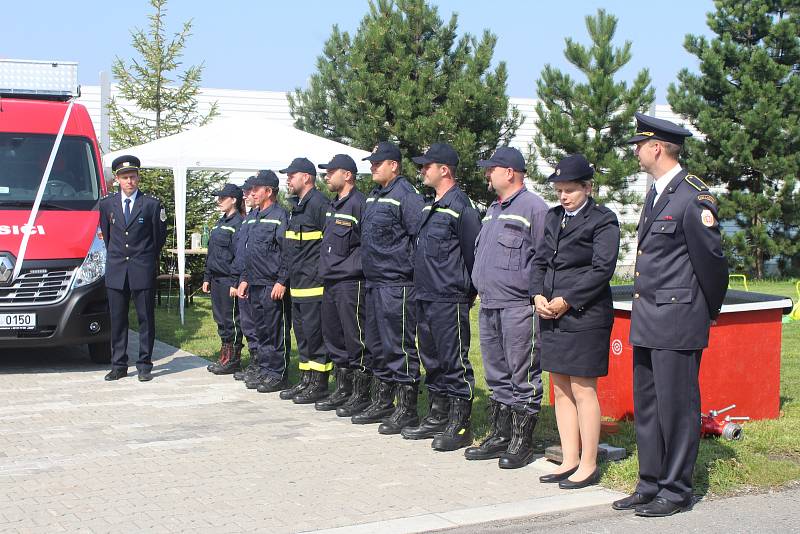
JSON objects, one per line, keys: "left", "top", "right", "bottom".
{"left": 3, "top": 0, "right": 716, "bottom": 102}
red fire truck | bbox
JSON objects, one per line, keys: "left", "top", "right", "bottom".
{"left": 0, "top": 59, "right": 111, "bottom": 362}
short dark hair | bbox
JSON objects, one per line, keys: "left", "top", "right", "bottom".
{"left": 660, "top": 140, "right": 682, "bottom": 158}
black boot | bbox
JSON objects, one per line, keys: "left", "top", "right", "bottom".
{"left": 207, "top": 342, "right": 230, "bottom": 373}
{"left": 498, "top": 407, "right": 538, "bottom": 469}
{"left": 293, "top": 370, "right": 331, "bottom": 404}
{"left": 315, "top": 368, "right": 354, "bottom": 411}
{"left": 212, "top": 343, "right": 241, "bottom": 375}
{"left": 432, "top": 397, "right": 473, "bottom": 451}
{"left": 256, "top": 374, "right": 288, "bottom": 393}
{"left": 279, "top": 370, "right": 312, "bottom": 400}
{"left": 401, "top": 392, "right": 450, "bottom": 439}
{"left": 378, "top": 383, "right": 419, "bottom": 435}
{"left": 465, "top": 399, "right": 512, "bottom": 460}
{"left": 351, "top": 379, "right": 395, "bottom": 424}
{"left": 234, "top": 351, "right": 258, "bottom": 381}
{"left": 336, "top": 370, "right": 373, "bottom": 417}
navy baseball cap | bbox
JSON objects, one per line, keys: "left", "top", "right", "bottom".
{"left": 279, "top": 157, "right": 317, "bottom": 175}
{"left": 241, "top": 175, "right": 256, "bottom": 191}
{"left": 362, "top": 141, "right": 402, "bottom": 163}
{"left": 412, "top": 143, "right": 459, "bottom": 167}
{"left": 477, "top": 146, "right": 526, "bottom": 172}
{"left": 112, "top": 155, "right": 141, "bottom": 175}
{"left": 318, "top": 154, "right": 358, "bottom": 175}
{"left": 626, "top": 112, "right": 692, "bottom": 145}
{"left": 548, "top": 154, "right": 594, "bottom": 182}
{"left": 251, "top": 169, "right": 279, "bottom": 188}
{"left": 212, "top": 183, "right": 243, "bottom": 198}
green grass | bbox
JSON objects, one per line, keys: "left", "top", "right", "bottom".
{"left": 135, "top": 279, "right": 800, "bottom": 498}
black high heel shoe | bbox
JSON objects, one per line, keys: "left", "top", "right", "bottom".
{"left": 558, "top": 467, "right": 600, "bottom": 489}
{"left": 538, "top": 465, "right": 578, "bottom": 483}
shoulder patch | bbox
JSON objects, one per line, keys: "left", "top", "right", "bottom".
{"left": 701, "top": 209, "right": 716, "bottom": 227}
{"left": 160, "top": 207, "right": 167, "bottom": 222}
{"left": 697, "top": 193, "right": 717, "bottom": 205}
{"left": 684, "top": 174, "right": 708, "bottom": 191}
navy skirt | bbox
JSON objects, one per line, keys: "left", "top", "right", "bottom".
{"left": 540, "top": 327, "right": 610, "bottom": 378}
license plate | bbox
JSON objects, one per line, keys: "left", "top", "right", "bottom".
{"left": 0, "top": 313, "right": 36, "bottom": 330}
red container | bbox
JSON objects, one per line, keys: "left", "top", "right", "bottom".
{"left": 548, "top": 288, "right": 793, "bottom": 421}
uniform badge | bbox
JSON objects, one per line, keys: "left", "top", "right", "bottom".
{"left": 160, "top": 207, "right": 167, "bottom": 222}
{"left": 555, "top": 168, "right": 561, "bottom": 176}
{"left": 138, "top": 217, "right": 145, "bottom": 224}
{"left": 335, "top": 219, "right": 352, "bottom": 227}
{"left": 697, "top": 194, "right": 717, "bottom": 204}
{"left": 701, "top": 209, "right": 715, "bottom": 227}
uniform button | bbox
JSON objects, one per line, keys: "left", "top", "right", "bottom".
{"left": 637, "top": 250, "right": 642, "bottom": 256}
{"left": 125, "top": 257, "right": 129, "bottom": 260}
{"left": 660, "top": 226, "right": 665, "bottom": 230}
{"left": 671, "top": 297, "right": 676, "bottom": 302}
{"left": 635, "top": 271, "right": 640, "bottom": 277}
{"left": 553, "top": 250, "right": 557, "bottom": 256}
{"left": 125, "top": 244, "right": 129, "bottom": 248}
{"left": 125, "top": 231, "right": 129, "bottom": 236}
{"left": 634, "top": 293, "right": 640, "bottom": 299}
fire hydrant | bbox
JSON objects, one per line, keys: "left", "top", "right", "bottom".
{"left": 700, "top": 404, "right": 748, "bottom": 440}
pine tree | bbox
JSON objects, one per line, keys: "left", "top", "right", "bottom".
{"left": 108, "top": 0, "right": 221, "bottom": 263}
{"left": 288, "top": 0, "right": 521, "bottom": 205}
{"left": 668, "top": 0, "right": 800, "bottom": 277}
{"left": 530, "top": 8, "right": 654, "bottom": 241}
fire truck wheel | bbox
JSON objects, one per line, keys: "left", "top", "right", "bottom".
{"left": 89, "top": 341, "right": 112, "bottom": 364}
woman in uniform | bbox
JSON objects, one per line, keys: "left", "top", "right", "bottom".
{"left": 530, "top": 154, "right": 620, "bottom": 489}
{"left": 204, "top": 183, "right": 246, "bottom": 375}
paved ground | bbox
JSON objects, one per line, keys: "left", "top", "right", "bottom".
{"left": 439, "top": 485, "right": 800, "bottom": 533}
{"left": 0, "top": 334, "right": 622, "bottom": 533}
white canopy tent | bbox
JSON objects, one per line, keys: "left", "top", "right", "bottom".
{"left": 102, "top": 116, "right": 372, "bottom": 323}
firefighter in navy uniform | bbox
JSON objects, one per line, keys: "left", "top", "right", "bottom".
{"left": 235, "top": 171, "right": 293, "bottom": 393}
{"left": 203, "top": 183, "right": 245, "bottom": 375}
{"left": 353, "top": 141, "right": 425, "bottom": 428}
{"left": 399, "top": 143, "right": 482, "bottom": 451}
{"left": 229, "top": 177, "right": 262, "bottom": 382}
{"left": 612, "top": 113, "right": 728, "bottom": 517}
{"left": 314, "top": 154, "right": 372, "bottom": 413}
{"left": 277, "top": 157, "right": 333, "bottom": 404}
{"left": 100, "top": 155, "right": 167, "bottom": 382}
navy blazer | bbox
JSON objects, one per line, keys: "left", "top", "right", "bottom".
{"left": 99, "top": 191, "right": 168, "bottom": 290}
{"left": 630, "top": 170, "right": 728, "bottom": 350}
{"left": 530, "top": 197, "right": 620, "bottom": 332}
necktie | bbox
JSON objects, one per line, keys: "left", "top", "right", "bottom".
{"left": 644, "top": 184, "right": 656, "bottom": 221}
{"left": 124, "top": 198, "right": 132, "bottom": 224}
{"left": 561, "top": 213, "right": 574, "bottom": 229}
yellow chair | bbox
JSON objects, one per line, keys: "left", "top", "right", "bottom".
{"left": 728, "top": 274, "right": 749, "bottom": 292}
{"left": 790, "top": 281, "right": 800, "bottom": 321}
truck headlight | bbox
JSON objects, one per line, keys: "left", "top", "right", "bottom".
{"left": 72, "top": 227, "right": 106, "bottom": 288}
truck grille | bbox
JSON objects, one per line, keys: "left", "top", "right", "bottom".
{"left": 0, "top": 268, "right": 75, "bottom": 306}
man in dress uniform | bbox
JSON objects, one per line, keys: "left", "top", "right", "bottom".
{"left": 277, "top": 157, "right": 333, "bottom": 404}
{"left": 399, "top": 143, "right": 481, "bottom": 451}
{"left": 100, "top": 155, "right": 167, "bottom": 382}
{"left": 314, "top": 154, "right": 371, "bottom": 413}
{"left": 353, "top": 141, "right": 425, "bottom": 427}
{"left": 468, "top": 147, "right": 548, "bottom": 468}
{"left": 235, "top": 170, "right": 292, "bottom": 393}
{"left": 612, "top": 113, "right": 728, "bottom": 517}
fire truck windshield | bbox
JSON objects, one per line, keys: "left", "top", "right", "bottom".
{"left": 0, "top": 133, "right": 101, "bottom": 210}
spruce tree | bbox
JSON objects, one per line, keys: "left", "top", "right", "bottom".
{"left": 530, "top": 8, "right": 654, "bottom": 241}
{"left": 288, "top": 0, "right": 521, "bottom": 205}
{"left": 108, "top": 0, "right": 220, "bottom": 262}
{"left": 668, "top": 0, "right": 800, "bottom": 277}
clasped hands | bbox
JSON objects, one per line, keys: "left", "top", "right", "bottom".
{"left": 533, "top": 295, "right": 570, "bottom": 320}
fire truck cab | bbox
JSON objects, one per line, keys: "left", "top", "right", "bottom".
{"left": 0, "top": 59, "right": 111, "bottom": 363}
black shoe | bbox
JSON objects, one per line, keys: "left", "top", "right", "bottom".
{"left": 498, "top": 407, "right": 538, "bottom": 469}
{"left": 432, "top": 397, "right": 472, "bottom": 451}
{"left": 336, "top": 370, "right": 373, "bottom": 417}
{"left": 558, "top": 467, "right": 600, "bottom": 489}
{"left": 234, "top": 358, "right": 259, "bottom": 381}
{"left": 138, "top": 370, "right": 153, "bottom": 382}
{"left": 464, "top": 399, "right": 512, "bottom": 460}
{"left": 316, "top": 368, "right": 354, "bottom": 411}
{"left": 401, "top": 393, "right": 450, "bottom": 440}
{"left": 612, "top": 492, "right": 654, "bottom": 511}
{"left": 280, "top": 370, "right": 311, "bottom": 400}
{"left": 257, "top": 375, "right": 288, "bottom": 393}
{"left": 293, "top": 370, "right": 331, "bottom": 404}
{"left": 634, "top": 497, "right": 688, "bottom": 517}
{"left": 378, "top": 383, "right": 419, "bottom": 435}
{"left": 104, "top": 368, "right": 127, "bottom": 381}
{"left": 539, "top": 465, "right": 579, "bottom": 483}
{"left": 351, "top": 379, "right": 395, "bottom": 424}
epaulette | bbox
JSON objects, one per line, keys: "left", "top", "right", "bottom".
{"left": 684, "top": 174, "right": 708, "bottom": 191}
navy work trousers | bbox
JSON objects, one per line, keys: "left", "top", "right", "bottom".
{"left": 417, "top": 299, "right": 475, "bottom": 399}
{"left": 249, "top": 284, "right": 291, "bottom": 379}
{"left": 209, "top": 277, "right": 242, "bottom": 346}
{"left": 322, "top": 280, "right": 368, "bottom": 370}
{"left": 364, "top": 285, "right": 420, "bottom": 384}
{"left": 293, "top": 299, "right": 330, "bottom": 372}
